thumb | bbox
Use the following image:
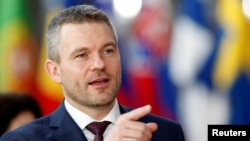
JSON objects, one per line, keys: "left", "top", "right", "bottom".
{"left": 146, "top": 122, "right": 158, "bottom": 132}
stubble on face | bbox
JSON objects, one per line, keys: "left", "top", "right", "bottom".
{"left": 63, "top": 70, "right": 121, "bottom": 110}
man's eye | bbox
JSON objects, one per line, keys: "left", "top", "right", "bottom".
{"left": 103, "top": 49, "right": 114, "bottom": 55}
{"left": 76, "top": 53, "right": 87, "bottom": 58}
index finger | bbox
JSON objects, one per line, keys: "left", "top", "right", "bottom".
{"left": 122, "top": 105, "right": 152, "bottom": 121}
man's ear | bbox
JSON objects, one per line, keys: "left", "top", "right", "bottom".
{"left": 44, "top": 59, "right": 61, "bottom": 83}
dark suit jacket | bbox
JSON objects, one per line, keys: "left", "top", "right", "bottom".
{"left": 0, "top": 101, "right": 185, "bottom": 141}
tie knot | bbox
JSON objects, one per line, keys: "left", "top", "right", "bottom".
{"left": 86, "top": 121, "right": 111, "bottom": 135}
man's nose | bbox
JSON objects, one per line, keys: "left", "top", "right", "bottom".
{"left": 89, "top": 54, "right": 105, "bottom": 71}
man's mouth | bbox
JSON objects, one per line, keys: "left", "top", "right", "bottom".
{"left": 88, "top": 78, "right": 109, "bottom": 86}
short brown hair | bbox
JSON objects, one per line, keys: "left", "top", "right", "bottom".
{"left": 46, "top": 4, "right": 118, "bottom": 63}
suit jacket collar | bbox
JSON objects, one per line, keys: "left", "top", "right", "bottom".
{"left": 48, "top": 100, "right": 131, "bottom": 141}
{"left": 119, "top": 103, "right": 133, "bottom": 114}
{"left": 49, "top": 102, "right": 88, "bottom": 141}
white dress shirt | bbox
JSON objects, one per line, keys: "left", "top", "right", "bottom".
{"left": 64, "top": 99, "right": 121, "bottom": 141}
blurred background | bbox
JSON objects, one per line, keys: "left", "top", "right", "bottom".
{"left": 0, "top": 0, "right": 250, "bottom": 140}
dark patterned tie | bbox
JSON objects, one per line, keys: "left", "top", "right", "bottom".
{"left": 86, "top": 121, "right": 111, "bottom": 141}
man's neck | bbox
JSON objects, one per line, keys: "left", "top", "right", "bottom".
{"left": 65, "top": 98, "right": 117, "bottom": 120}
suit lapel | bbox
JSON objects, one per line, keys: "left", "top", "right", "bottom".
{"left": 48, "top": 102, "right": 88, "bottom": 141}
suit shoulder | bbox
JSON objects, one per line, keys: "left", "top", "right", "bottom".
{"left": 142, "top": 114, "right": 185, "bottom": 141}
{"left": 146, "top": 114, "right": 185, "bottom": 141}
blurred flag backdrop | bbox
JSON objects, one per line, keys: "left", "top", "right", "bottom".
{"left": 1, "top": 1, "right": 250, "bottom": 141}
{"left": 0, "top": 0, "right": 38, "bottom": 93}
{"left": 214, "top": 0, "right": 250, "bottom": 124}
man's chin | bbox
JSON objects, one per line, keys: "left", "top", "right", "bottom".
{"left": 93, "top": 97, "right": 114, "bottom": 107}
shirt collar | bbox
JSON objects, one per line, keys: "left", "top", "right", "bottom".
{"left": 64, "top": 99, "right": 120, "bottom": 130}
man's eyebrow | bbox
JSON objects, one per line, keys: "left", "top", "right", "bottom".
{"left": 70, "top": 47, "right": 88, "bottom": 55}
{"left": 103, "top": 41, "right": 116, "bottom": 48}
{"left": 70, "top": 41, "right": 117, "bottom": 56}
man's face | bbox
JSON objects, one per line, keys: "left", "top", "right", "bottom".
{"left": 56, "top": 22, "right": 121, "bottom": 108}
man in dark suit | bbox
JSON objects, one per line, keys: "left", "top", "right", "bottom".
{"left": 0, "top": 4, "right": 185, "bottom": 141}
